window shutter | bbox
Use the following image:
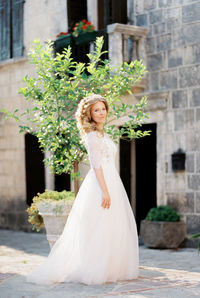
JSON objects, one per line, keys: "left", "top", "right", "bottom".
{"left": 11, "top": 0, "right": 24, "bottom": 57}
{"left": 0, "top": 0, "right": 11, "bottom": 61}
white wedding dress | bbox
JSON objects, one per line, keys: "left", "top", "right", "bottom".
{"left": 26, "top": 131, "right": 139, "bottom": 285}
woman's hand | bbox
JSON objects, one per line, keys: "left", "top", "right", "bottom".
{"left": 101, "top": 192, "right": 111, "bottom": 209}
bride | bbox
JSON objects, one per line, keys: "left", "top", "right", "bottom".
{"left": 26, "top": 94, "right": 139, "bottom": 285}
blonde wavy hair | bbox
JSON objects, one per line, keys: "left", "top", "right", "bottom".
{"left": 75, "top": 94, "right": 109, "bottom": 137}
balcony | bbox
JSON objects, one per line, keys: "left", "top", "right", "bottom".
{"left": 54, "top": 23, "right": 148, "bottom": 91}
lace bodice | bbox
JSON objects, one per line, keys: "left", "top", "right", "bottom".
{"left": 84, "top": 131, "right": 117, "bottom": 169}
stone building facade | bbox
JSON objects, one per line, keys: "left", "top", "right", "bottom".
{"left": 134, "top": 0, "right": 200, "bottom": 234}
{"left": 0, "top": 0, "right": 200, "bottom": 236}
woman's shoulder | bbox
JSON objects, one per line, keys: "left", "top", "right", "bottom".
{"left": 84, "top": 130, "right": 104, "bottom": 144}
{"left": 86, "top": 130, "right": 104, "bottom": 137}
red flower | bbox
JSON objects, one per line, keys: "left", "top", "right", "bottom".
{"left": 86, "top": 21, "right": 91, "bottom": 25}
{"left": 82, "top": 19, "right": 87, "bottom": 23}
{"left": 56, "top": 31, "right": 69, "bottom": 38}
{"left": 82, "top": 25, "right": 87, "bottom": 30}
{"left": 92, "top": 25, "right": 95, "bottom": 30}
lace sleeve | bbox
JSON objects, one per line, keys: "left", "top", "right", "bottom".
{"left": 85, "top": 131, "right": 103, "bottom": 169}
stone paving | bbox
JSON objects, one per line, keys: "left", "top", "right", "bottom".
{"left": 0, "top": 229, "right": 200, "bottom": 297}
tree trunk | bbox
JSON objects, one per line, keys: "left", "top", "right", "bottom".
{"left": 73, "top": 161, "right": 79, "bottom": 196}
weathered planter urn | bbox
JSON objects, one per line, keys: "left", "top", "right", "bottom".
{"left": 37, "top": 200, "right": 74, "bottom": 249}
{"left": 140, "top": 220, "right": 186, "bottom": 249}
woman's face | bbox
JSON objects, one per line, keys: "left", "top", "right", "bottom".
{"left": 90, "top": 101, "right": 107, "bottom": 124}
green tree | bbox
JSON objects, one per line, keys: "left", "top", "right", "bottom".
{"left": 1, "top": 36, "right": 150, "bottom": 193}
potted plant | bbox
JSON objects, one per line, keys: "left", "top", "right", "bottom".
{"left": 140, "top": 205, "right": 186, "bottom": 249}
{"left": 72, "top": 19, "right": 97, "bottom": 45}
{"left": 54, "top": 31, "right": 72, "bottom": 52}
{"left": 27, "top": 190, "right": 75, "bottom": 248}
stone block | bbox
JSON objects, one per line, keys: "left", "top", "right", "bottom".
{"left": 172, "top": 90, "right": 187, "bottom": 109}
{"left": 184, "top": 44, "right": 200, "bottom": 65}
{"left": 150, "top": 10, "right": 163, "bottom": 24}
{"left": 190, "top": 88, "right": 200, "bottom": 107}
{"left": 179, "top": 65, "right": 200, "bottom": 88}
{"left": 164, "top": 7, "right": 180, "bottom": 20}
{"left": 196, "top": 192, "right": 200, "bottom": 213}
{"left": 147, "top": 25, "right": 153, "bottom": 37}
{"left": 16, "top": 212, "right": 28, "bottom": 228}
{"left": 183, "top": 23, "right": 200, "bottom": 45}
{"left": 187, "top": 174, "right": 200, "bottom": 190}
{"left": 160, "top": 69, "right": 177, "bottom": 90}
{"left": 185, "top": 131, "right": 198, "bottom": 151}
{"left": 136, "top": 14, "right": 148, "bottom": 27}
{"left": 146, "top": 37, "right": 155, "bottom": 54}
{"left": 182, "top": 2, "right": 200, "bottom": 24}
{"left": 153, "top": 23, "right": 166, "bottom": 35}
{"left": 143, "top": 0, "right": 156, "bottom": 10}
{"left": 7, "top": 213, "right": 18, "bottom": 228}
{"left": 173, "top": 0, "right": 197, "bottom": 4}
{"left": 0, "top": 71, "right": 10, "bottom": 86}
{"left": 167, "top": 192, "right": 194, "bottom": 213}
{"left": 157, "top": 34, "right": 172, "bottom": 52}
{"left": 168, "top": 48, "right": 183, "bottom": 68}
{"left": 185, "top": 153, "right": 195, "bottom": 173}
{"left": 165, "top": 172, "right": 186, "bottom": 192}
{"left": 186, "top": 214, "right": 200, "bottom": 233}
{"left": 196, "top": 153, "right": 200, "bottom": 173}
{"left": 174, "top": 109, "right": 194, "bottom": 130}
{"left": 147, "top": 53, "right": 163, "bottom": 71}
{"left": 166, "top": 18, "right": 181, "bottom": 32}
{"left": 196, "top": 108, "right": 200, "bottom": 122}
{"left": 159, "top": 0, "right": 173, "bottom": 8}
{"left": 173, "top": 24, "right": 200, "bottom": 48}
{"left": 148, "top": 72, "right": 159, "bottom": 90}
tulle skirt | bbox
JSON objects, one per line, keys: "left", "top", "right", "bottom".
{"left": 26, "top": 163, "right": 139, "bottom": 285}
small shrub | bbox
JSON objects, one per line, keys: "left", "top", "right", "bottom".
{"left": 27, "top": 190, "right": 75, "bottom": 232}
{"left": 145, "top": 205, "right": 180, "bottom": 222}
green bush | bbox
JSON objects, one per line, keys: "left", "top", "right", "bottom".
{"left": 145, "top": 205, "right": 180, "bottom": 222}
{"left": 27, "top": 190, "right": 75, "bottom": 231}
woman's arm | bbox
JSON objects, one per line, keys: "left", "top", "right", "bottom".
{"left": 85, "top": 131, "right": 111, "bottom": 209}
{"left": 94, "top": 167, "right": 111, "bottom": 209}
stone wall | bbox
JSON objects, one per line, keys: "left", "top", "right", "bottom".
{"left": 134, "top": 0, "right": 200, "bottom": 233}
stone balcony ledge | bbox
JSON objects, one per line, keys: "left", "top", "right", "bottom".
{"left": 107, "top": 23, "right": 148, "bottom": 39}
{"left": 107, "top": 23, "right": 148, "bottom": 71}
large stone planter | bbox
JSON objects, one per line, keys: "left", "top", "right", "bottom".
{"left": 140, "top": 220, "right": 186, "bottom": 248}
{"left": 37, "top": 200, "right": 74, "bottom": 249}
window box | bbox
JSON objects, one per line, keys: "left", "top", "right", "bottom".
{"left": 54, "top": 34, "right": 72, "bottom": 52}
{"left": 73, "top": 31, "right": 98, "bottom": 45}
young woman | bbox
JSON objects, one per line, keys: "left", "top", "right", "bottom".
{"left": 26, "top": 94, "right": 139, "bottom": 285}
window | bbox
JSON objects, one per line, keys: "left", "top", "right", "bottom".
{"left": 0, "top": 0, "right": 24, "bottom": 61}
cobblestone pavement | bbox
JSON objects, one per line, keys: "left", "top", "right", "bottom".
{"left": 0, "top": 229, "right": 200, "bottom": 298}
